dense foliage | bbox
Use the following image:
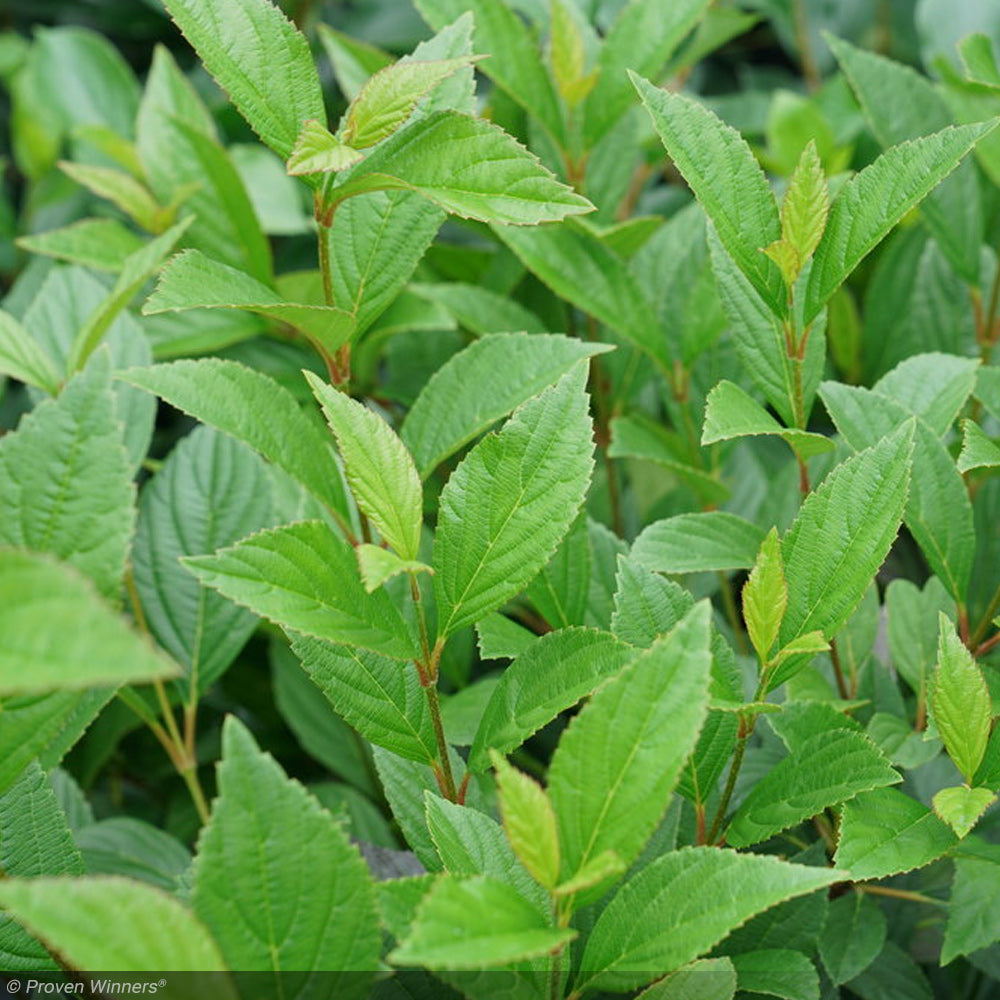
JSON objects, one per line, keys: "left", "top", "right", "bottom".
{"left": 2, "top": 0, "right": 1000, "bottom": 997}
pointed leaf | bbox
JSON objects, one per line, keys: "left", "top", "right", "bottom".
{"left": 17, "top": 218, "right": 145, "bottom": 274}
{"left": 192, "top": 718, "right": 379, "bottom": 989}
{"left": 781, "top": 140, "right": 829, "bottom": 266}
{"left": 548, "top": 603, "right": 713, "bottom": 893}
{"left": 286, "top": 119, "right": 362, "bottom": 175}
{"left": 0, "top": 309, "right": 60, "bottom": 394}
{"left": 932, "top": 785, "right": 996, "bottom": 838}
{"left": 184, "top": 521, "right": 419, "bottom": 660}
{"left": 433, "top": 363, "right": 594, "bottom": 638}
{"left": 356, "top": 546, "right": 432, "bottom": 593}
{"left": 958, "top": 419, "right": 1000, "bottom": 472}
{"left": 743, "top": 528, "right": 788, "bottom": 665}
{"left": 631, "top": 512, "right": 765, "bottom": 575}
{"left": 161, "top": 0, "right": 325, "bottom": 159}
{"left": 578, "top": 847, "right": 841, "bottom": 992}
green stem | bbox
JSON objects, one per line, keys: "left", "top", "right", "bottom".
{"left": 425, "top": 678, "right": 457, "bottom": 801}
{"left": 706, "top": 732, "right": 748, "bottom": 846}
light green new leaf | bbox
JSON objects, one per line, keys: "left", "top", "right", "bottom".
{"left": 578, "top": 847, "right": 841, "bottom": 992}
{"left": 549, "top": 0, "right": 591, "bottom": 107}
{"left": 184, "top": 521, "right": 419, "bottom": 660}
{"left": 958, "top": 419, "right": 1000, "bottom": 472}
{"left": 819, "top": 891, "right": 886, "bottom": 985}
{"left": 0, "top": 876, "right": 227, "bottom": 972}
{"left": 932, "top": 785, "right": 996, "bottom": 838}
{"left": 933, "top": 616, "right": 993, "bottom": 783}
{"left": 0, "top": 762, "right": 85, "bottom": 971}
{"left": 0, "top": 354, "right": 134, "bottom": 601}
{"left": 549, "top": 603, "right": 712, "bottom": 893}
{"left": 307, "top": 372, "right": 422, "bottom": 560}
{"left": 343, "top": 57, "right": 476, "bottom": 148}
{"left": 803, "top": 121, "right": 997, "bottom": 324}
{"left": 356, "top": 546, "right": 432, "bottom": 593}
{"left": 161, "top": 0, "right": 325, "bottom": 159}
{"left": 286, "top": 119, "right": 362, "bottom": 175}
{"left": 143, "top": 250, "right": 356, "bottom": 356}
{"left": 554, "top": 851, "right": 626, "bottom": 900}
{"left": 17, "top": 218, "right": 145, "bottom": 273}
{"left": 727, "top": 730, "right": 899, "bottom": 848}
{"left": 291, "top": 634, "right": 437, "bottom": 764}
{"left": 495, "top": 222, "right": 666, "bottom": 370}
{"left": 819, "top": 382, "right": 973, "bottom": 603}
{"left": 132, "top": 427, "right": 273, "bottom": 696}
{"left": 583, "top": 0, "right": 712, "bottom": 147}
{"left": 193, "top": 718, "right": 379, "bottom": 990}
{"left": 403, "top": 333, "right": 610, "bottom": 479}
{"left": 780, "top": 140, "right": 829, "bottom": 268}
{"left": 743, "top": 528, "right": 788, "bottom": 664}
{"left": 414, "top": 0, "right": 566, "bottom": 145}
{"left": 330, "top": 111, "right": 592, "bottom": 225}
{"left": 829, "top": 36, "right": 984, "bottom": 283}
{"left": 390, "top": 875, "right": 575, "bottom": 969}
{"left": 633, "top": 74, "right": 785, "bottom": 317}
{"left": 702, "top": 380, "right": 834, "bottom": 459}
{"left": 491, "top": 752, "right": 560, "bottom": 890}
{"left": 631, "top": 512, "right": 765, "bottom": 575}
{"left": 433, "top": 363, "right": 594, "bottom": 639}
{"left": 0, "top": 550, "right": 178, "bottom": 697}
{"left": 120, "top": 358, "right": 351, "bottom": 520}
{"left": 942, "top": 846, "right": 1000, "bottom": 963}
{"left": 772, "top": 423, "right": 914, "bottom": 689}
{"left": 0, "top": 309, "right": 60, "bottom": 394}
{"left": 469, "top": 627, "right": 635, "bottom": 771}
{"left": 833, "top": 787, "right": 957, "bottom": 881}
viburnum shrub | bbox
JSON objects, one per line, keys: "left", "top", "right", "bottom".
{"left": 2, "top": 0, "right": 1000, "bottom": 996}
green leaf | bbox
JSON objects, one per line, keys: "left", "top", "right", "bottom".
{"left": 193, "top": 718, "right": 379, "bottom": 988}
{"left": 161, "top": 0, "right": 324, "bottom": 159}
{"left": 75, "top": 818, "right": 190, "bottom": 892}
{"left": 932, "top": 785, "right": 996, "bottom": 838}
{"left": 286, "top": 119, "right": 362, "bottom": 175}
{"left": 611, "top": 553, "right": 693, "bottom": 648}
{"left": 942, "top": 846, "right": 1000, "bottom": 963}
{"left": 414, "top": 0, "right": 566, "bottom": 145}
{"left": 0, "top": 550, "right": 178, "bottom": 697}
{"left": 343, "top": 57, "right": 476, "bottom": 148}
{"left": 0, "top": 876, "right": 227, "bottom": 972}
{"left": 356, "top": 545, "right": 432, "bottom": 593}
{"left": 933, "top": 615, "right": 993, "bottom": 783}
{"left": 291, "top": 634, "right": 437, "bottom": 764}
{"left": 307, "top": 372, "right": 422, "bottom": 560}
{"left": 632, "top": 74, "right": 785, "bottom": 317}
{"left": 58, "top": 160, "right": 163, "bottom": 232}
{"left": 137, "top": 46, "right": 272, "bottom": 283}
{"left": 390, "top": 875, "right": 575, "bottom": 969}
{"left": 548, "top": 603, "right": 712, "bottom": 893}
{"left": 433, "top": 363, "right": 594, "bottom": 639}
{"left": 491, "top": 752, "right": 560, "bottom": 889}
{"left": 958, "top": 419, "right": 1000, "bottom": 472}
{"left": 325, "top": 191, "right": 444, "bottom": 334}
{"left": 410, "top": 282, "right": 546, "bottom": 336}
{"left": 875, "top": 353, "right": 981, "bottom": 437}
{"left": 780, "top": 140, "right": 829, "bottom": 268}
{"left": 631, "top": 512, "right": 765, "bottom": 575}
{"left": 554, "top": 850, "right": 625, "bottom": 899}
{"left": 132, "top": 426, "right": 273, "bottom": 695}
{"left": 578, "top": 847, "right": 841, "bottom": 992}
{"left": 143, "top": 250, "right": 356, "bottom": 357}
{"left": 495, "top": 219, "right": 667, "bottom": 372}
{"left": 402, "top": 332, "right": 609, "bottom": 479}
{"left": 636, "top": 957, "right": 737, "bottom": 1000}
{"left": 886, "top": 578, "right": 954, "bottom": 698}
{"left": 819, "top": 891, "right": 886, "bottom": 985}
{"left": 583, "top": 0, "right": 712, "bottom": 147}
{"left": 828, "top": 36, "right": 984, "bottom": 283}
{"left": 330, "top": 111, "right": 592, "bottom": 225}
{"left": 803, "top": 121, "right": 997, "bottom": 324}
{"left": 0, "top": 355, "right": 134, "bottom": 600}
{"left": 731, "top": 950, "right": 819, "bottom": 1000}
{"left": 702, "top": 380, "right": 834, "bottom": 459}
{"left": 727, "top": 730, "right": 899, "bottom": 848}
{"left": 960, "top": 33, "right": 1000, "bottom": 87}
{"left": 120, "top": 358, "right": 351, "bottom": 521}
{"left": 317, "top": 25, "right": 393, "bottom": 102}
{"left": 772, "top": 423, "right": 914, "bottom": 690}
{"left": 819, "top": 382, "right": 973, "bottom": 603}
{"left": 17, "top": 218, "right": 145, "bottom": 273}
{"left": 0, "top": 762, "right": 84, "bottom": 971}
{"left": 833, "top": 787, "right": 957, "bottom": 881}
{"left": 184, "top": 520, "right": 418, "bottom": 660}
{"left": 743, "top": 528, "right": 788, "bottom": 664}
{"left": 468, "top": 627, "right": 635, "bottom": 771}
{"left": 0, "top": 308, "right": 60, "bottom": 394}
{"left": 475, "top": 614, "right": 537, "bottom": 662}
{"left": 549, "top": 0, "right": 592, "bottom": 106}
